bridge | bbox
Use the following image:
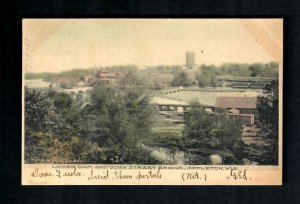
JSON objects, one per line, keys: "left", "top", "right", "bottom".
{"left": 154, "top": 103, "right": 254, "bottom": 125}
{"left": 155, "top": 103, "right": 219, "bottom": 112}
{"left": 162, "top": 86, "right": 184, "bottom": 95}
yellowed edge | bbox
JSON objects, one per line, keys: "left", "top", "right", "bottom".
{"left": 21, "top": 18, "right": 283, "bottom": 185}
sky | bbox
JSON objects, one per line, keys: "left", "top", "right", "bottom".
{"left": 23, "top": 19, "right": 283, "bottom": 73}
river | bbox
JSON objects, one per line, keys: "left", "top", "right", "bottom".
{"left": 151, "top": 88, "right": 262, "bottom": 106}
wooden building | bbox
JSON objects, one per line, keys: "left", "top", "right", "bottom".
{"left": 215, "top": 96, "right": 258, "bottom": 125}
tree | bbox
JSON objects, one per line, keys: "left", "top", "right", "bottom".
{"left": 123, "top": 88, "right": 155, "bottom": 136}
{"left": 76, "top": 91, "right": 84, "bottom": 102}
{"left": 261, "top": 61, "right": 279, "bottom": 77}
{"left": 171, "top": 71, "right": 192, "bottom": 86}
{"left": 25, "top": 131, "right": 64, "bottom": 163}
{"left": 25, "top": 130, "right": 107, "bottom": 164}
{"left": 196, "top": 68, "right": 218, "bottom": 87}
{"left": 25, "top": 88, "right": 91, "bottom": 163}
{"left": 72, "top": 85, "right": 156, "bottom": 164}
{"left": 256, "top": 79, "right": 279, "bottom": 165}
{"left": 47, "top": 91, "right": 74, "bottom": 113}
{"left": 24, "top": 88, "right": 66, "bottom": 162}
{"left": 120, "top": 69, "right": 139, "bottom": 88}
{"left": 25, "top": 87, "right": 63, "bottom": 134}
{"left": 25, "top": 86, "right": 158, "bottom": 164}
{"left": 249, "top": 63, "right": 263, "bottom": 77}
{"left": 182, "top": 103, "right": 244, "bottom": 162}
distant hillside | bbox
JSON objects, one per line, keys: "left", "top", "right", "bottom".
{"left": 25, "top": 68, "right": 94, "bottom": 81}
{"left": 25, "top": 65, "right": 140, "bottom": 81}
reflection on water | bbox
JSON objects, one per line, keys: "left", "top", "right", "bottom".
{"left": 142, "top": 144, "right": 209, "bottom": 165}
{"left": 142, "top": 144, "right": 259, "bottom": 165}
{"left": 150, "top": 147, "right": 186, "bottom": 165}
{"left": 152, "top": 90, "right": 262, "bottom": 106}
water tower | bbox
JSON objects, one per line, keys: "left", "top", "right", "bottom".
{"left": 186, "top": 51, "right": 195, "bottom": 69}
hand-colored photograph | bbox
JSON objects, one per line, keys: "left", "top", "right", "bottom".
{"left": 22, "top": 19, "right": 283, "bottom": 185}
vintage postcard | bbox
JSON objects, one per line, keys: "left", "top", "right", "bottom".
{"left": 22, "top": 18, "right": 283, "bottom": 185}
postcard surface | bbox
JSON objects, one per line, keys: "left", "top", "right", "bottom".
{"left": 22, "top": 19, "right": 283, "bottom": 185}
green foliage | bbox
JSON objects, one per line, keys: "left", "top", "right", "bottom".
{"left": 196, "top": 65, "right": 218, "bottom": 87}
{"left": 25, "top": 65, "right": 139, "bottom": 82}
{"left": 171, "top": 71, "right": 192, "bottom": 86}
{"left": 75, "top": 91, "right": 84, "bottom": 102}
{"left": 72, "top": 85, "right": 156, "bottom": 163}
{"left": 60, "top": 82, "right": 75, "bottom": 89}
{"left": 25, "top": 87, "right": 64, "bottom": 133}
{"left": 25, "top": 69, "right": 94, "bottom": 81}
{"left": 144, "top": 65, "right": 182, "bottom": 73}
{"left": 24, "top": 130, "right": 107, "bottom": 163}
{"left": 256, "top": 79, "right": 279, "bottom": 165}
{"left": 25, "top": 131, "right": 64, "bottom": 163}
{"left": 219, "top": 62, "right": 278, "bottom": 77}
{"left": 219, "top": 63, "right": 252, "bottom": 76}
{"left": 124, "top": 88, "right": 155, "bottom": 134}
{"left": 25, "top": 87, "right": 77, "bottom": 163}
{"left": 86, "top": 86, "right": 152, "bottom": 146}
{"left": 144, "top": 132, "right": 182, "bottom": 148}
{"left": 182, "top": 102, "right": 244, "bottom": 160}
{"left": 195, "top": 62, "right": 278, "bottom": 87}
{"left": 119, "top": 69, "right": 140, "bottom": 88}
{"left": 25, "top": 85, "right": 157, "bottom": 164}
{"left": 25, "top": 72, "right": 56, "bottom": 81}
{"left": 47, "top": 91, "right": 73, "bottom": 112}
{"left": 249, "top": 63, "right": 263, "bottom": 77}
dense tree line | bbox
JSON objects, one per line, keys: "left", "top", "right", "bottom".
{"left": 168, "top": 62, "right": 278, "bottom": 87}
{"left": 24, "top": 85, "right": 160, "bottom": 164}
{"left": 194, "top": 62, "right": 278, "bottom": 87}
{"left": 25, "top": 66, "right": 139, "bottom": 81}
{"left": 218, "top": 62, "right": 279, "bottom": 77}
{"left": 256, "top": 79, "right": 279, "bottom": 165}
{"left": 144, "top": 65, "right": 182, "bottom": 73}
{"left": 25, "top": 69, "right": 95, "bottom": 81}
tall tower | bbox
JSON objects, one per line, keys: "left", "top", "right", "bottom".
{"left": 186, "top": 51, "right": 195, "bottom": 69}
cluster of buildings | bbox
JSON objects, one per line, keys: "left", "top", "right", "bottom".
{"left": 155, "top": 95, "right": 258, "bottom": 126}
{"left": 81, "top": 71, "right": 124, "bottom": 86}
{"left": 49, "top": 70, "right": 124, "bottom": 89}
{"left": 215, "top": 96, "right": 257, "bottom": 125}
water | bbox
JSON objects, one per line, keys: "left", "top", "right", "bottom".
{"left": 152, "top": 89, "right": 262, "bottom": 106}
{"left": 141, "top": 144, "right": 186, "bottom": 165}
{"left": 25, "top": 80, "right": 92, "bottom": 91}
{"left": 25, "top": 80, "right": 261, "bottom": 106}
{"left": 141, "top": 144, "right": 214, "bottom": 165}
{"left": 56, "top": 87, "right": 92, "bottom": 94}
{"left": 25, "top": 79, "right": 51, "bottom": 88}
{"left": 25, "top": 79, "right": 92, "bottom": 100}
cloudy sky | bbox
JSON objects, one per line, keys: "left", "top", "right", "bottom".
{"left": 23, "top": 19, "right": 283, "bottom": 73}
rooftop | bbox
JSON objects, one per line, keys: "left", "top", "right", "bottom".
{"left": 215, "top": 96, "right": 257, "bottom": 109}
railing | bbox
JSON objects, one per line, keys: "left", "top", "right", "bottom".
{"left": 162, "top": 86, "right": 184, "bottom": 95}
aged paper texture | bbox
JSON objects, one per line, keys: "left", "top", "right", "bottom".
{"left": 22, "top": 19, "right": 283, "bottom": 185}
